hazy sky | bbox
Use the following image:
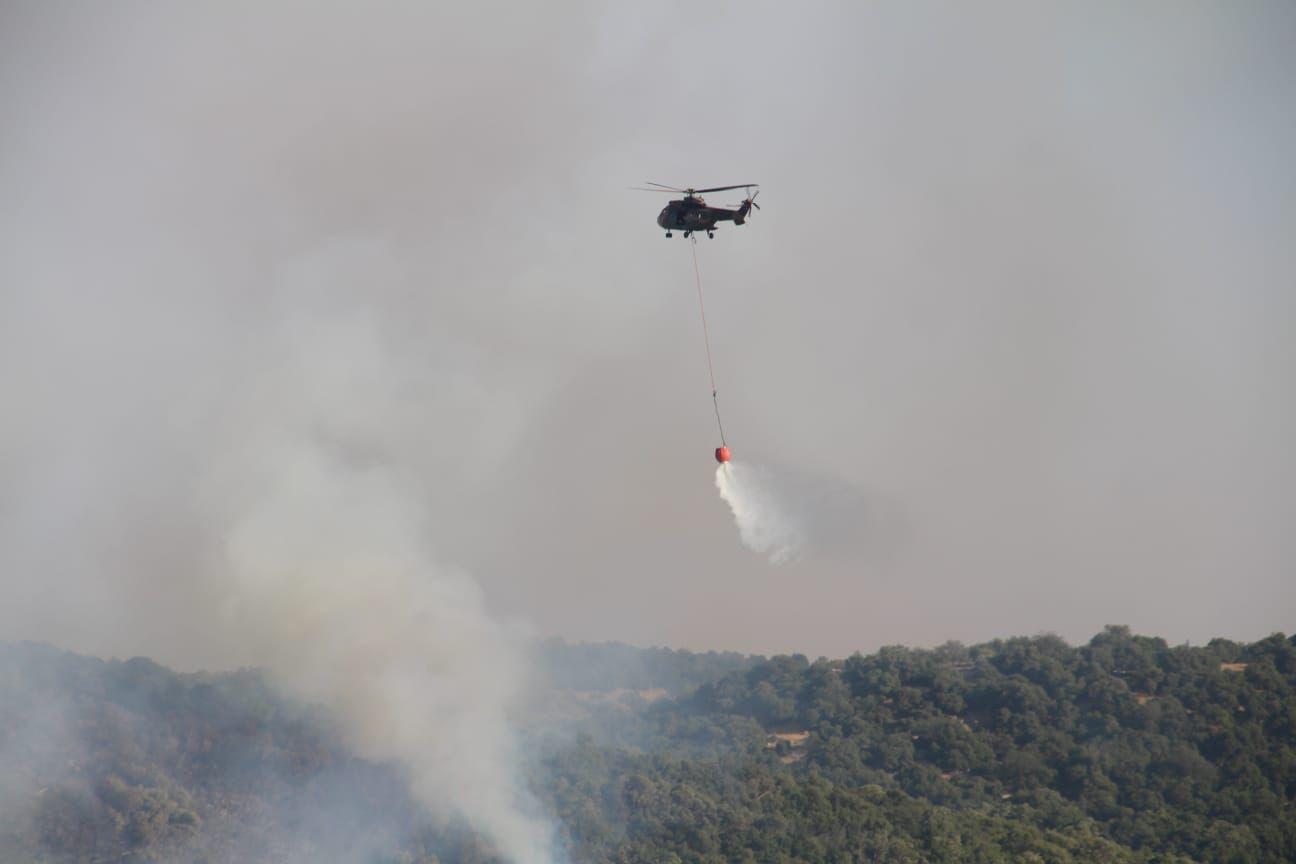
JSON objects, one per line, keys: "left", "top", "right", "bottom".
{"left": 2, "top": 2, "right": 1293, "bottom": 664}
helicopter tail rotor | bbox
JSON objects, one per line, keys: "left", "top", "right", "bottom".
{"left": 734, "top": 189, "right": 760, "bottom": 225}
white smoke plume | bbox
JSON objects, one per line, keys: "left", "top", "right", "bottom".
{"left": 2, "top": 7, "right": 591, "bottom": 858}
{"left": 1, "top": 229, "right": 561, "bottom": 860}
{"left": 715, "top": 461, "right": 808, "bottom": 565}
{"left": 202, "top": 299, "right": 558, "bottom": 864}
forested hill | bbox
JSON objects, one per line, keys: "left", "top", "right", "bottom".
{"left": 536, "top": 639, "right": 761, "bottom": 695}
{"left": 548, "top": 626, "right": 1295, "bottom": 863}
{"left": 2, "top": 628, "right": 1293, "bottom": 863}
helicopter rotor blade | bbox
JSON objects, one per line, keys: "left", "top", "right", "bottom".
{"left": 692, "top": 183, "right": 759, "bottom": 194}
{"left": 630, "top": 187, "right": 682, "bottom": 193}
{"left": 643, "top": 181, "right": 688, "bottom": 192}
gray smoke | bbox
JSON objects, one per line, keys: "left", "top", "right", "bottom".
{"left": 3, "top": 0, "right": 1293, "bottom": 698}
{"left": 2, "top": 232, "right": 560, "bottom": 860}
{"left": 0, "top": 5, "right": 581, "bottom": 859}
{"left": 208, "top": 293, "right": 556, "bottom": 864}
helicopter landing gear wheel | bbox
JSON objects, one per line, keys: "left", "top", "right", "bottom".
{"left": 707, "top": 231, "right": 714, "bottom": 239}
{"left": 665, "top": 231, "right": 672, "bottom": 238}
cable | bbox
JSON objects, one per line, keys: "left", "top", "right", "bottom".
{"left": 690, "top": 236, "right": 727, "bottom": 446}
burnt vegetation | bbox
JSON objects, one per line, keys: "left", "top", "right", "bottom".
{"left": 3, "top": 627, "right": 1293, "bottom": 863}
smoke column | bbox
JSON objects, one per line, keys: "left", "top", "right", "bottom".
{"left": 1, "top": 249, "right": 560, "bottom": 860}
{"left": 0, "top": 7, "right": 600, "bottom": 856}
{"left": 201, "top": 303, "right": 558, "bottom": 864}
{"left": 715, "top": 462, "right": 808, "bottom": 565}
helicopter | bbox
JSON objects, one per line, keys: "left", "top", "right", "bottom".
{"left": 633, "top": 182, "right": 760, "bottom": 238}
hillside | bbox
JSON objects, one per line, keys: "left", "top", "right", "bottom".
{"left": 2, "top": 628, "right": 1293, "bottom": 863}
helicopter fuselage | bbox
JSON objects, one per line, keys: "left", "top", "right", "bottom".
{"left": 657, "top": 196, "right": 751, "bottom": 237}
